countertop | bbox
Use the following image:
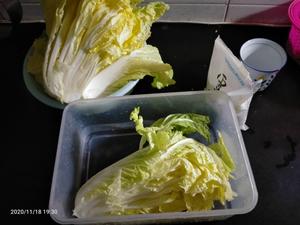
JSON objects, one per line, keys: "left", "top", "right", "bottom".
{"left": 1, "top": 23, "right": 300, "bottom": 225}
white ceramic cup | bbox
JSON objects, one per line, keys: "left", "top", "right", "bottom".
{"left": 240, "top": 38, "right": 287, "bottom": 91}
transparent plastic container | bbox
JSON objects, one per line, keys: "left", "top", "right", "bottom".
{"left": 49, "top": 91, "right": 258, "bottom": 224}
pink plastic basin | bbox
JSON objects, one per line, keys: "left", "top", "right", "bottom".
{"left": 288, "top": 0, "right": 300, "bottom": 58}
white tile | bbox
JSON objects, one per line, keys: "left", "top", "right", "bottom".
{"left": 230, "top": 0, "right": 291, "bottom": 5}
{"left": 159, "top": 3, "right": 226, "bottom": 23}
{"left": 226, "top": 4, "right": 290, "bottom": 25}
{"left": 19, "top": 1, "right": 227, "bottom": 23}
{"left": 21, "top": 3, "right": 43, "bottom": 22}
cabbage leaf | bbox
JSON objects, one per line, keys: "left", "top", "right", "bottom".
{"left": 27, "top": 0, "right": 174, "bottom": 103}
{"left": 73, "top": 108, "right": 236, "bottom": 217}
